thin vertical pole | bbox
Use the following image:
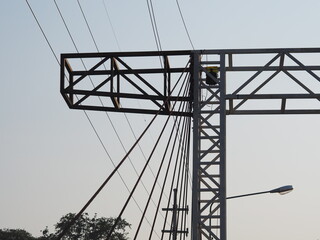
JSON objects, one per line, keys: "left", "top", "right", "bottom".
{"left": 191, "top": 51, "right": 200, "bottom": 240}
{"left": 173, "top": 188, "right": 177, "bottom": 240}
{"left": 219, "top": 53, "right": 227, "bottom": 240}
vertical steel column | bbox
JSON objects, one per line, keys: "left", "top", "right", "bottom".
{"left": 219, "top": 53, "right": 227, "bottom": 240}
{"left": 192, "top": 51, "right": 226, "bottom": 240}
{"left": 192, "top": 51, "right": 201, "bottom": 240}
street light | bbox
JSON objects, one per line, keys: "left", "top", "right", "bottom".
{"left": 226, "top": 185, "right": 294, "bottom": 200}
{"left": 209, "top": 185, "right": 293, "bottom": 239}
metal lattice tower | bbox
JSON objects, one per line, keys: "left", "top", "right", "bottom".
{"left": 60, "top": 48, "right": 320, "bottom": 240}
{"left": 191, "top": 52, "right": 226, "bottom": 240}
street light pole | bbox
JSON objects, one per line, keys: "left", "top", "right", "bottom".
{"left": 227, "top": 185, "right": 294, "bottom": 200}
{"left": 209, "top": 185, "right": 294, "bottom": 239}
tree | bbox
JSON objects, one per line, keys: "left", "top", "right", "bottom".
{"left": 42, "top": 213, "right": 131, "bottom": 240}
{"left": 0, "top": 213, "right": 129, "bottom": 240}
{"left": 0, "top": 228, "right": 36, "bottom": 240}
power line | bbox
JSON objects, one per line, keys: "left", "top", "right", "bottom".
{"left": 55, "top": 0, "right": 147, "bottom": 189}
{"left": 176, "top": 0, "right": 195, "bottom": 50}
{"left": 25, "top": 0, "right": 59, "bottom": 65}
{"left": 149, "top": 0, "right": 162, "bottom": 51}
{"left": 25, "top": 0, "right": 111, "bottom": 166}
{"left": 53, "top": 0, "right": 79, "bottom": 53}
{"left": 159, "top": 93, "right": 191, "bottom": 240}
{"left": 104, "top": 0, "right": 194, "bottom": 234}
{"left": 26, "top": 1, "right": 118, "bottom": 170}
{"left": 76, "top": 0, "right": 100, "bottom": 51}
{"left": 58, "top": 104, "right": 163, "bottom": 240}
{"left": 134, "top": 79, "right": 191, "bottom": 239}
{"left": 27, "top": 0, "right": 146, "bottom": 211}
{"left": 146, "top": 0, "right": 162, "bottom": 52}
{"left": 100, "top": 0, "right": 170, "bottom": 200}
{"left": 107, "top": 67, "right": 191, "bottom": 240}
{"left": 174, "top": 0, "right": 196, "bottom": 192}
{"left": 102, "top": 0, "right": 121, "bottom": 51}
{"left": 59, "top": 59, "right": 190, "bottom": 240}
{"left": 58, "top": 0, "right": 177, "bottom": 235}
{"left": 27, "top": 1, "right": 193, "bottom": 238}
{"left": 25, "top": 1, "right": 160, "bottom": 238}
{"left": 140, "top": 68, "right": 191, "bottom": 240}
{"left": 53, "top": 1, "right": 166, "bottom": 236}
{"left": 74, "top": 0, "right": 169, "bottom": 205}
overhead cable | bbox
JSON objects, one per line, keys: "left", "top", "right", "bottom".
{"left": 176, "top": 0, "right": 195, "bottom": 50}
{"left": 145, "top": 0, "right": 164, "bottom": 68}
{"left": 149, "top": 66, "right": 192, "bottom": 238}
{"left": 59, "top": 58, "right": 191, "bottom": 240}
{"left": 100, "top": 1, "right": 169, "bottom": 199}
{"left": 74, "top": 0, "right": 168, "bottom": 213}
{"left": 146, "top": 0, "right": 162, "bottom": 52}
{"left": 102, "top": 0, "right": 121, "bottom": 51}
{"left": 25, "top": 1, "right": 159, "bottom": 238}
{"left": 107, "top": 65, "right": 191, "bottom": 240}
{"left": 160, "top": 85, "right": 191, "bottom": 240}
{"left": 25, "top": 0, "right": 59, "bottom": 65}
{"left": 134, "top": 78, "right": 191, "bottom": 240}
{"left": 148, "top": 113, "right": 187, "bottom": 239}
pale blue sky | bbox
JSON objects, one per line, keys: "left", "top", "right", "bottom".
{"left": 1, "top": 1, "right": 320, "bottom": 239}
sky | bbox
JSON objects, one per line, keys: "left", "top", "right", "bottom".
{"left": 1, "top": 0, "right": 320, "bottom": 239}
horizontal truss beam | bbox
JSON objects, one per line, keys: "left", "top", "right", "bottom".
{"left": 227, "top": 109, "right": 320, "bottom": 115}
{"left": 61, "top": 52, "right": 192, "bottom": 116}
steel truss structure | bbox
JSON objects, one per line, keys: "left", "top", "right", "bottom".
{"left": 61, "top": 48, "right": 320, "bottom": 240}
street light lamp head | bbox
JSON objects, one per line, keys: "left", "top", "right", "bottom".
{"left": 269, "top": 185, "right": 294, "bottom": 195}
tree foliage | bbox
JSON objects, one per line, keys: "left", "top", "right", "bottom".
{"left": 48, "top": 213, "right": 131, "bottom": 240}
{"left": 0, "top": 213, "right": 130, "bottom": 240}
{"left": 0, "top": 228, "right": 36, "bottom": 240}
